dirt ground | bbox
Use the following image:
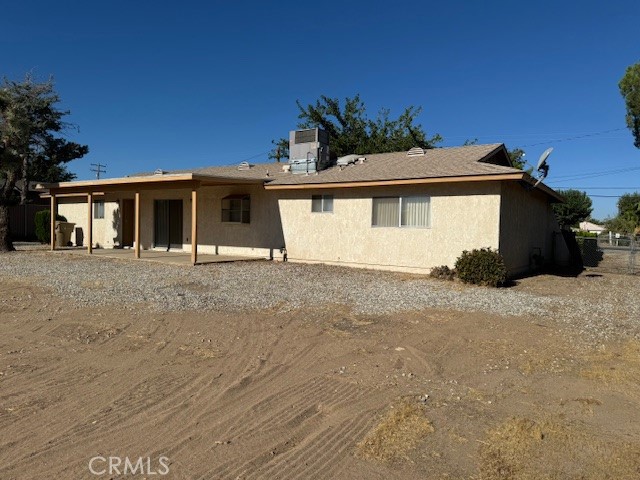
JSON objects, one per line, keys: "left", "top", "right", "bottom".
{"left": 1, "top": 271, "right": 639, "bottom": 479}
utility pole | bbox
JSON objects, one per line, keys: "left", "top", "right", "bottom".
{"left": 90, "top": 163, "right": 106, "bottom": 179}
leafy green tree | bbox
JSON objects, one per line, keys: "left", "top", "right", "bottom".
{"left": 508, "top": 148, "right": 527, "bottom": 170}
{"left": 270, "top": 94, "right": 442, "bottom": 160}
{"left": 619, "top": 62, "right": 640, "bottom": 148}
{"left": 552, "top": 189, "right": 593, "bottom": 228}
{"left": 606, "top": 192, "right": 640, "bottom": 234}
{"left": 0, "top": 74, "right": 88, "bottom": 251}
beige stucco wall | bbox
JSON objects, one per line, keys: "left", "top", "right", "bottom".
{"left": 276, "top": 182, "right": 502, "bottom": 274}
{"left": 57, "top": 180, "right": 568, "bottom": 276}
{"left": 58, "top": 185, "right": 285, "bottom": 259}
{"left": 498, "top": 182, "right": 568, "bottom": 276}
{"left": 137, "top": 184, "right": 284, "bottom": 258}
{"left": 58, "top": 196, "right": 119, "bottom": 248}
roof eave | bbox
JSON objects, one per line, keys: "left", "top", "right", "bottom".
{"left": 46, "top": 172, "right": 266, "bottom": 195}
{"left": 264, "top": 172, "right": 526, "bottom": 190}
{"left": 520, "top": 173, "right": 565, "bottom": 202}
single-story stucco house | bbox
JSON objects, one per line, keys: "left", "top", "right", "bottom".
{"left": 577, "top": 221, "right": 606, "bottom": 235}
{"left": 44, "top": 129, "right": 568, "bottom": 276}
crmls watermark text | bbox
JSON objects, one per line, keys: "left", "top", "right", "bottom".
{"left": 88, "top": 456, "right": 170, "bottom": 476}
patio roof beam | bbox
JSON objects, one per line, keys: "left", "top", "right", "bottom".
{"left": 191, "top": 187, "right": 198, "bottom": 265}
{"left": 48, "top": 180, "right": 202, "bottom": 197}
{"left": 134, "top": 191, "right": 141, "bottom": 259}
{"left": 87, "top": 192, "right": 93, "bottom": 254}
{"left": 50, "top": 194, "right": 57, "bottom": 251}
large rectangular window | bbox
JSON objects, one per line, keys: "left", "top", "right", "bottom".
{"left": 311, "top": 194, "right": 333, "bottom": 213}
{"left": 372, "top": 196, "right": 430, "bottom": 228}
{"left": 93, "top": 200, "right": 105, "bottom": 219}
{"left": 222, "top": 195, "right": 250, "bottom": 223}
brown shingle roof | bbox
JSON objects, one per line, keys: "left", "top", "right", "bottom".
{"left": 266, "top": 143, "right": 520, "bottom": 186}
{"left": 132, "top": 143, "right": 519, "bottom": 185}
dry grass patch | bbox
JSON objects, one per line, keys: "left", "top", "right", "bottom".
{"left": 357, "top": 399, "right": 434, "bottom": 463}
{"left": 580, "top": 340, "right": 640, "bottom": 385}
{"left": 478, "top": 416, "right": 640, "bottom": 480}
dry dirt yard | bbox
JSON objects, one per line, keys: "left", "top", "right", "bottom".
{"left": 0, "top": 251, "right": 639, "bottom": 479}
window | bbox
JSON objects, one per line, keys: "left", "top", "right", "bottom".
{"left": 372, "top": 196, "right": 430, "bottom": 228}
{"left": 311, "top": 194, "right": 333, "bottom": 213}
{"left": 222, "top": 195, "right": 250, "bottom": 223}
{"left": 93, "top": 200, "right": 105, "bottom": 219}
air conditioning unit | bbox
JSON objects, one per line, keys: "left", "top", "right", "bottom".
{"left": 288, "top": 128, "right": 330, "bottom": 174}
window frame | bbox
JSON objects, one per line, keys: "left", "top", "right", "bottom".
{"left": 371, "top": 195, "right": 430, "bottom": 228}
{"left": 93, "top": 200, "right": 105, "bottom": 219}
{"left": 221, "top": 194, "right": 250, "bottom": 224}
{"left": 311, "top": 194, "right": 334, "bottom": 213}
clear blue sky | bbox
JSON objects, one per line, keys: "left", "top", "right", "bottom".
{"left": 3, "top": 0, "right": 639, "bottom": 219}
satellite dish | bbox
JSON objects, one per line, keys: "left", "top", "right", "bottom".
{"left": 536, "top": 147, "right": 553, "bottom": 171}
{"left": 533, "top": 147, "right": 553, "bottom": 187}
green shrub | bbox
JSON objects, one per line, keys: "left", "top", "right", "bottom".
{"left": 430, "top": 265, "right": 455, "bottom": 281}
{"left": 34, "top": 210, "right": 67, "bottom": 244}
{"left": 574, "top": 230, "right": 598, "bottom": 238}
{"left": 454, "top": 248, "right": 507, "bottom": 287}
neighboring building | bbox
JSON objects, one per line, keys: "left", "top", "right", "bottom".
{"left": 45, "top": 130, "right": 567, "bottom": 277}
{"left": 578, "top": 221, "right": 606, "bottom": 235}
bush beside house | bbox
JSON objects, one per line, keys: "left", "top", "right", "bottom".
{"left": 34, "top": 210, "right": 66, "bottom": 244}
{"left": 454, "top": 248, "right": 507, "bottom": 287}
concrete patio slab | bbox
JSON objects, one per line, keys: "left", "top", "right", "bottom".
{"left": 51, "top": 248, "right": 266, "bottom": 266}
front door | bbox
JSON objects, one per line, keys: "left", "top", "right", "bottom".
{"left": 154, "top": 200, "right": 183, "bottom": 250}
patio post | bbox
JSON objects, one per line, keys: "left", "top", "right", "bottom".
{"left": 50, "top": 193, "right": 57, "bottom": 251}
{"left": 191, "top": 187, "right": 198, "bottom": 265}
{"left": 134, "top": 191, "right": 141, "bottom": 259}
{"left": 87, "top": 192, "right": 93, "bottom": 254}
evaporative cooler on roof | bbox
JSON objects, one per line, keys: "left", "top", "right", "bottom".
{"left": 288, "top": 128, "right": 330, "bottom": 174}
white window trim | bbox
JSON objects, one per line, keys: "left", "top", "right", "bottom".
{"left": 371, "top": 195, "right": 431, "bottom": 229}
{"left": 311, "top": 194, "right": 334, "bottom": 213}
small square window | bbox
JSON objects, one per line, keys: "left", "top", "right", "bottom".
{"left": 93, "top": 200, "right": 105, "bottom": 219}
{"left": 222, "top": 195, "right": 250, "bottom": 223}
{"left": 311, "top": 194, "right": 333, "bottom": 213}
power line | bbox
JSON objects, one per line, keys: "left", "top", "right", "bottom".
{"left": 588, "top": 195, "right": 629, "bottom": 198}
{"left": 445, "top": 127, "right": 628, "bottom": 146}
{"left": 547, "top": 165, "right": 640, "bottom": 183}
{"left": 518, "top": 128, "right": 627, "bottom": 148}
{"left": 549, "top": 163, "right": 639, "bottom": 179}
{"left": 554, "top": 187, "right": 640, "bottom": 190}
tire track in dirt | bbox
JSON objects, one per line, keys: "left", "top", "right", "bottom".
{"left": 222, "top": 410, "right": 374, "bottom": 480}
{"left": 200, "top": 377, "right": 377, "bottom": 479}
{"left": 0, "top": 371, "right": 193, "bottom": 476}
{"left": 136, "top": 325, "right": 282, "bottom": 456}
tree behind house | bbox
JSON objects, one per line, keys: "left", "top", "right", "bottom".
{"left": 0, "top": 74, "right": 88, "bottom": 251}
{"left": 552, "top": 189, "right": 593, "bottom": 228}
{"left": 605, "top": 192, "right": 640, "bottom": 234}
{"left": 619, "top": 62, "right": 640, "bottom": 149}
{"left": 270, "top": 94, "right": 442, "bottom": 160}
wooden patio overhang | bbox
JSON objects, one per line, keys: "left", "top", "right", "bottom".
{"left": 44, "top": 173, "right": 266, "bottom": 265}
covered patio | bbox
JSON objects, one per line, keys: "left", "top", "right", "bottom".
{"left": 45, "top": 172, "right": 269, "bottom": 265}
{"left": 52, "top": 247, "right": 263, "bottom": 266}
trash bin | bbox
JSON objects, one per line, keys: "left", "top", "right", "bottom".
{"left": 55, "top": 221, "right": 76, "bottom": 248}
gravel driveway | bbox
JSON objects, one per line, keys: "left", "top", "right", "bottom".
{"left": 1, "top": 250, "right": 639, "bottom": 341}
